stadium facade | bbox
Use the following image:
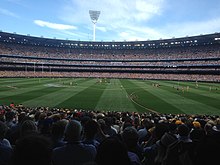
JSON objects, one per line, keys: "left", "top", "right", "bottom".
{"left": 0, "top": 31, "right": 220, "bottom": 81}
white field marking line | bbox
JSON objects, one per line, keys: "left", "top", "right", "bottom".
{"left": 6, "top": 86, "right": 18, "bottom": 89}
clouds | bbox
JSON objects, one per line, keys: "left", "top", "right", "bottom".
{"left": 58, "top": 0, "right": 166, "bottom": 41}
{"left": 160, "top": 17, "right": 220, "bottom": 39}
{"left": 34, "top": 20, "right": 77, "bottom": 30}
{"left": 2, "top": 0, "right": 220, "bottom": 41}
{"left": 0, "top": 8, "right": 19, "bottom": 18}
{"left": 60, "top": 0, "right": 165, "bottom": 24}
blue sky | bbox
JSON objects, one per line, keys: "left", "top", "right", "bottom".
{"left": 0, "top": 0, "right": 220, "bottom": 41}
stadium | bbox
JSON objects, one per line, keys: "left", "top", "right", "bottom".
{"left": 0, "top": 31, "right": 220, "bottom": 115}
{"left": 1, "top": 1, "right": 220, "bottom": 165}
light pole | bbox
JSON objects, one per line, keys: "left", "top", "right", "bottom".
{"left": 89, "top": 10, "right": 100, "bottom": 41}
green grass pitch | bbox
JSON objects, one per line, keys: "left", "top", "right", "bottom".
{"left": 0, "top": 78, "right": 220, "bottom": 115}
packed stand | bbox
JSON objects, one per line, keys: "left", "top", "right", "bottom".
{"left": 0, "top": 103, "right": 220, "bottom": 165}
{"left": 1, "top": 41, "right": 220, "bottom": 81}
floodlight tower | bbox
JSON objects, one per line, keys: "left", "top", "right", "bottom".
{"left": 89, "top": 10, "right": 100, "bottom": 41}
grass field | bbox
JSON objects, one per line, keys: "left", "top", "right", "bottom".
{"left": 0, "top": 78, "right": 220, "bottom": 115}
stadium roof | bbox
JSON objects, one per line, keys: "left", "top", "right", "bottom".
{"left": 0, "top": 31, "right": 220, "bottom": 49}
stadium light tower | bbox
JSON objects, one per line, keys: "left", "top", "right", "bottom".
{"left": 89, "top": 10, "right": 100, "bottom": 41}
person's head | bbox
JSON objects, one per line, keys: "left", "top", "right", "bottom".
{"left": 157, "top": 132, "right": 177, "bottom": 148}
{"left": 51, "top": 120, "right": 67, "bottom": 139}
{"left": 177, "top": 124, "right": 190, "bottom": 137}
{"left": 122, "top": 126, "right": 139, "bottom": 149}
{"left": 142, "top": 118, "right": 153, "bottom": 129}
{"left": 104, "top": 117, "right": 113, "bottom": 127}
{"left": 95, "top": 136, "right": 131, "bottom": 165}
{"left": 5, "top": 111, "right": 16, "bottom": 121}
{"left": 64, "top": 119, "right": 82, "bottom": 142}
{"left": 153, "top": 123, "right": 169, "bottom": 140}
{"left": 20, "top": 119, "right": 38, "bottom": 137}
{"left": 0, "top": 121, "right": 8, "bottom": 139}
{"left": 12, "top": 135, "right": 52, "bottom": 165}
{"left": 204, "top": 121, "right": 215, "bottom": 135}
{"left": 84, "top": 119, "right": 99, "bottom": 139}
{"left": 155, "top": 132, "right": 177, "bottom": 164}
{"left": 192, "top": 121, "right": 201, "bottom": 129}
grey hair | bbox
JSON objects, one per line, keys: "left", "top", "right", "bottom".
{"left": 65, "top": 120, "right": 82, "bottom": 142}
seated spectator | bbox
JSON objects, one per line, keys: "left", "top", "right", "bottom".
{"left": 190, "top": 121, "right": 205, "bottom": 144}
{"left": 83, "top": 119, "right": 100, "bottom": 149}
{"left": 0, "top": 121, "right": 12, "bottom": 148}
{"left": 52, "top": 120, "right": 97, "bottom": 165}
{"left": 20, "top": 119, "right": 38, "bottom": 137}
{"left": 95, "top": 119, "right": 109, "bottom": 143}
{"left": 121, "top": 126, "right": 143, "bottom": 165}
{"left": 95, "top": 136, "right": 132, "bottom": 165}
{"left": 11, "top": 134, "right": 52, "bottom": 165}
{"left": 137, "top": 118, "right": 153, "bottom": 145}
{"left": 50, "top": 120, "right": 67, "bottom": 149}
{"left": 143, "top": 123, "right": 169, "bottom": 165}
{"left": 154, "top": 132, "right": 177, "bottom": 165}
{"left": 103, "top": 117, "right": 117, "bottom": 137}
{"left": 5, "top": 111, "right": 16, "bottom": 129}
{"left": 195, "top": 126, "right": 220, "bottom": 165}
{"left": 163, "top": 124, "right": 196, "bottom": 165}
{"left": 5, "top": 112, "right": 28, "bottom": 145}
{"left": 0, "top": 121, "right": 13, "bottom": 165}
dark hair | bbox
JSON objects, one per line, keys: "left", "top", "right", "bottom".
{"left": 0, "top": 121, "right": 8, "bottom": 139}
{"left": 51, "top": 121, "right": 66, "bottom": 138}
{"left": 84, "top": 119, "right": 99, "bottom": 139}
{"left": 95, "top": 136, "right": 132, "bottom": 165}
{"left": 177, "top": 124, "right": 190, "bottom": 137}
{"left": 12, "top": 134, "right": 52, "bottom": 165}
{"left": 122, "top": 126, "right": 139, "bottom": 149}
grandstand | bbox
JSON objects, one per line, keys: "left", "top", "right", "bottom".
{"left": 1, "top": 31, "right": 220, "bottom": 165}
{"left": 0, "top": 31, "right": 220, "bottom": 82}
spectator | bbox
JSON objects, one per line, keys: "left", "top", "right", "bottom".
{"left": 5, "top": 111, "right": 16, "bottom": 129}
{"left": 137, "top": 118, "right": 152, "bottom": 145}
{"left": 52, "top": 120, "right": 97, "bottom": 165}
{"left": 50, "top": 120, "right": 67, "bottom": 149}
{"left": 195, "top": 126, "right": 220, "bottom": 165}
{"left": 11, "top": 134, "right": 52, "bottom": 165}
{"left": 83, "top": 119, "right": 100, "bottom": 149}
{"left": 20, "top": 119, "right": 38, "bottom": 137}
{"left": 163, "top": 124, "right": 195, "bottom": 165}
{"left": 95, "top": 136, "right": 132, "bottom": 165}
{"left": 0, "top": 121, "right": 13, "bottom": 165}
{"left": 121, "top": 126, "right": 143, "bottom": 164}
{"left": 154, "top": 132, "right": 177, "bottom": 165}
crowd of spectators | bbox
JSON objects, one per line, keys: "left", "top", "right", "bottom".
{"left": 1, "top": 41, "right": 220, "bottom": 81}
{"left": 1, "top": 42, "right": 220, "bottom": 60}
{"left": 0, "top": 103, "right": 220, "bottom": 165}
{"left": 1, "top": 71, "right": 220, "bottom": 82}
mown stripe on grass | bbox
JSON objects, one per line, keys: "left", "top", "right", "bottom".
{"left": 162, "top": 80, "right": 220, "bottom": 99}
{"left": 155, "top": 80, "right": 220, "bottom": 110}
{"left": 149, "top": 80, "right": 220, "bottom": 115}
{"left": 0, "top": 78, "right": 38, "bottom": 85}
{"left": 120, "top": 79, "right": 180, "bottom": 114}
{"left": 180, "top": 81, "right": 220, "bottom": 100}
{"left": 1, "top": 87, "right": 65, "bottom": 105}
{"left": 22, "top": 78, "right": 96, "bottom": 108}
{"left": 0, "top": 78, "right": 63, "bottom": 98}
{"left": 0, "top": 78, "right": 82, "bottom": 105}
{"left": 95, "top": 79, "right": 137, "bottom": 112}
{"left": 56, "top": 79, "right": 106, "bottom": 110}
